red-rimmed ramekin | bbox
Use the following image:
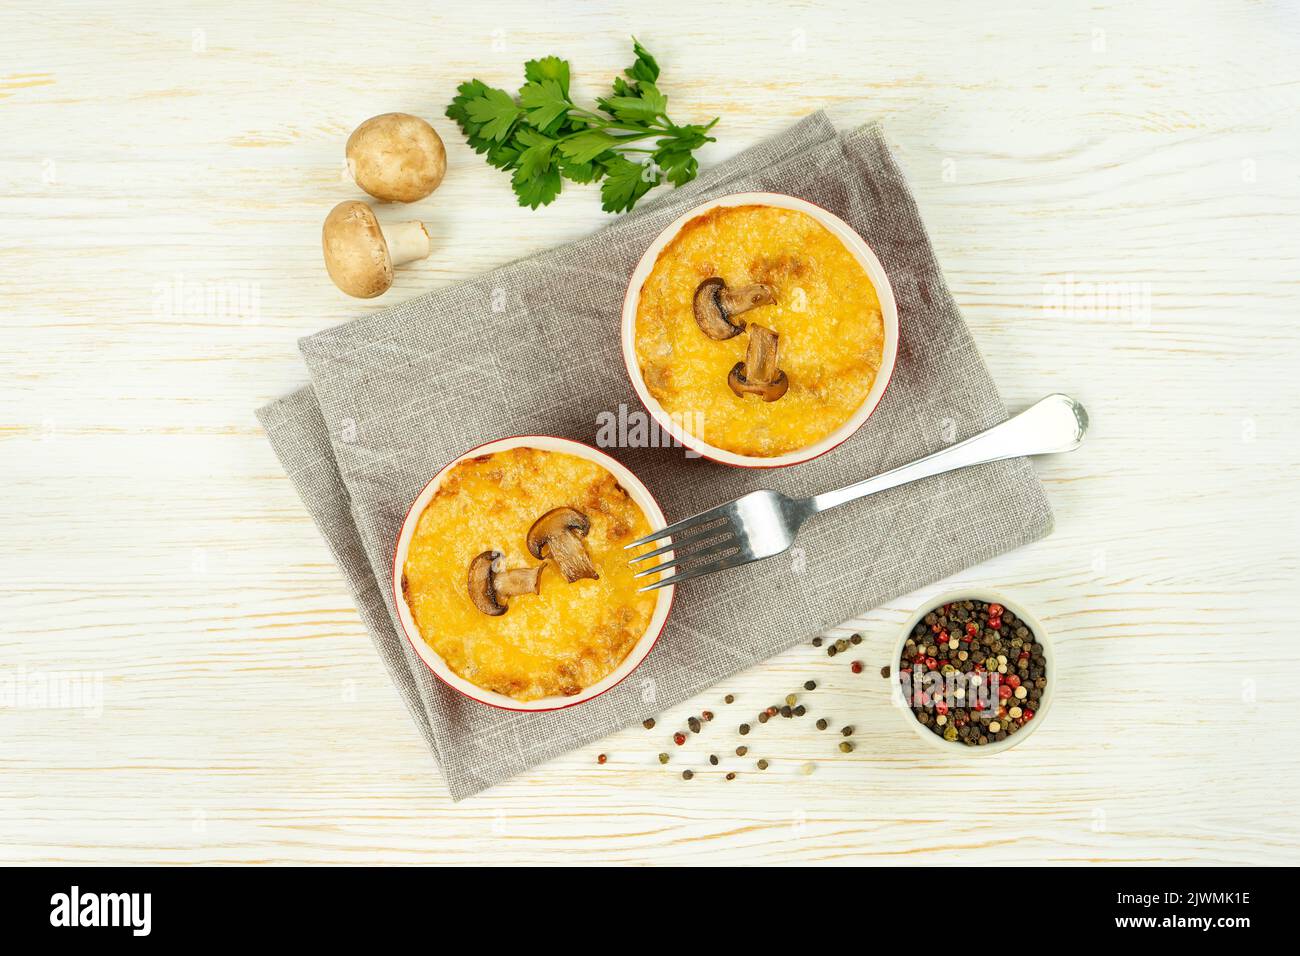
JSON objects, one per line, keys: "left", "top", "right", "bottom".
{"left": 391, "top": 435, "right": 675, "bottom": 712}
{"left": 621, "top": 192, "right": 899, "bottom": 468}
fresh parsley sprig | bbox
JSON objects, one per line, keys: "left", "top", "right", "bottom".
{"left": 446, "top": 39, "right": 718, "bottom": 213}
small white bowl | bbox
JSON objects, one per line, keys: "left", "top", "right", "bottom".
{"left": 889, "top": 589, "right": 1054, "bottom": 754}
{"left": 391, "top": 436, "right": 674, "bottom": 712}
{"left": 620, "top": 192, "right": 900, "bottom": 468}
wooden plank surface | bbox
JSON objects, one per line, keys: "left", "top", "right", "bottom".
{"left": 2, "top": 0, "right": 1298, "bottom": 865}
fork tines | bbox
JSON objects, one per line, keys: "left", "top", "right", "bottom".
{"left": 624, "top": 507, "right": 739, "bottom": 592}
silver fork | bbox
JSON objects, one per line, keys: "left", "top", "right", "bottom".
{"left": 627, "top": 393, "right": 1088, "bottom": 591}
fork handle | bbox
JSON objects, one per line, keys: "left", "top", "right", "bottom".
{"left": 807, "top": 394, "right": 1088, "bottom": 515}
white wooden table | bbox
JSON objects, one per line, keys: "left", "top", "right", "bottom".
{"left": 3, "top": 0, "right": 1298, "bottom": 865}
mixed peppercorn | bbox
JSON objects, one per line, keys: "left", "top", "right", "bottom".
{"left": 897, "top": 599, "right": 1046, "bottom": 746}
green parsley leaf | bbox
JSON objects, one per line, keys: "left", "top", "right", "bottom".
{"left": 513, "top": 128, "right": 557, "bottom": 181}
{"left": 600, "top": 82, "right": 668, "bottom": 123}
{"left": 600, "top": 155, "right": 658, "bottom": 213}
{"left": 464, "top": 86, "right": 522, "bottom": 142}
{"left": 446, "top": 79, "right": 492, "bottom": 150}
{"left": 519, "top": 78, "right": 571, "bottom": 130}
{"left": 558, "top": 130, "right": 621, "bottom": 164}
{"left": 524, "top": 56, "right": 571, "bottom": 95}
{"left": 559, "top": 159, "right": 603, "bottom": 184}
{"left": 513, "top": 165, "right": 563, "bottom": 209}
{"left": 627, "top": 38, "right": 660, "bottom": 84}
{"left": 655, "top": 148, "right": 698, "bottom": 187}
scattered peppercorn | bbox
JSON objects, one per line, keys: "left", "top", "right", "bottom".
{"left": 816, "top": 718, "right": 828, "bottom": 730}
{"left": 642, "top": 718, "right": 655, "bottom": 730}
{"left": 850, "top": 633, "right": 863, "bottom": 645}
{"left": 597, "top": 753, "right": 607, "bottom": 764}
{"left": 812, "top": 637, "right": 823, "bottom": 647}
{"left": 794, "top": 705, "right": 806, "bottom": 717}
{"left": 724, "top": 694, "right": 735, "bottom": 704}
{"left": 658, "top": 752, "right": 669, "bottom": 764}
{"left": 725, "top": 772, "right": 736, "bottom": 780}
{"left": 756, "top": 759, "right": 769, "bottom": 770}
{"left": 709, "top": 754, "right": 719, "bottom": 765}
{"left": 785, "top": 694, "right": 797, "bottom": 707}
{"left": 851, "top": 661, "right": 864, "bottom": 674}
{"left": 739, "top": 723, "right": 750, "bottom": 735}
{"left": 702, "top": 710, "right": 714, "bottom": 722}
{"left": 687, "top": 716, "right": 701, "bottom": 734}
{"left": 839, "top": 741, "right": 854, "bottom": 753}
{"left": 735, "top": 745, "right": 748, "bottom": 756}
{"left": 682, "top": 769, "right": 693, "bottom": 780}
{"left": 827, "top": 645, "right": 838, "bottom": 657}
{"left": 804, "top": 680, "right": 816, "bottom": 691}
{"left": 758, "top": 712, "right": 769, "bottom": 724}
{"left": 840, "top": 725, "right": 854, "bottom": 737}
{"left": 880, "top": 665, "right": 890, "bottom": 679}
{"left": 780, "top": 705, "right": 793, "bottom": 718}
{"left": 673, "top": 732, "right": 686, "bottom": 746}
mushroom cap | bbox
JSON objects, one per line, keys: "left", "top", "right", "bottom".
{"left": 728, "top": 363, "right": 789, "bottom": 401}
{"left": 693, "top": 278, "right": 746, "bottom": 340}
{"left": 346, "top": 113, "right": 447, "bottom": 203}
{"left": 468, "top": 550, "right": 508, "bottom": 616}
{"left": 322, "top": 200, "right": 392, "bottom": 298}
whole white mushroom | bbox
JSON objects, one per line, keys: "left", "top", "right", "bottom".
{"left": 321, "top": 200, "right": 430, "bottom": 298}
{"left": 346, "top": 112, "right": 447, "bottom": 203}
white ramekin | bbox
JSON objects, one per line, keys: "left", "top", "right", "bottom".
{"left": 391, "top": 435, "right": 674, "bottom": 712}
{"left": 620, "top": 192, "right": 900, "bottom": 468}
{"left": 889, "top": 589, "right": 1054, "bottom": 755}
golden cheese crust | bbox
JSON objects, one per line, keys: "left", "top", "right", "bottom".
{"left": 402, "top": 448, "right": 658, "bottom": 702}
{"left": 635, "top": 205, "right": 884, "bottom": 457}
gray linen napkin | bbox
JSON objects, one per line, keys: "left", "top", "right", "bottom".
{"left": 258, "top": 113, "right": 1053, "bottom": 800}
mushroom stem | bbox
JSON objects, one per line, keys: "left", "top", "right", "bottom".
{"left": 745, "top": 324, "right": 781, "bottom": 384}
{"left": 381, "top": 221, "right": 431, "bottom": 266}
{"left": 545, "top": 532, "right": 599, "bottom": 584}
{"left": 728, "top": 324, "right": 789, "bottom": 402}
{"left": 493, "top": 566, "right": 543, "bottom": 601}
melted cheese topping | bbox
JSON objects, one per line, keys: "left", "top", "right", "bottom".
{"left": 635, "top": 205, "right": 884, "bottom": 457}
{"left": 401, "top": 448, "right": 658, "bottom": 702}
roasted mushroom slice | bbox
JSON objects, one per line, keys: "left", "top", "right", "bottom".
{"left": 467, "top": 550, "right": 543, "bottom": 617}
{"left": 693, "top": 277, "right": 776, "bottom": 340}
{"left": 728, "top": 324, "right": 789, "bottom": 402}
{"left": 526, "top": 507, "right": 599, "bottom": 583}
